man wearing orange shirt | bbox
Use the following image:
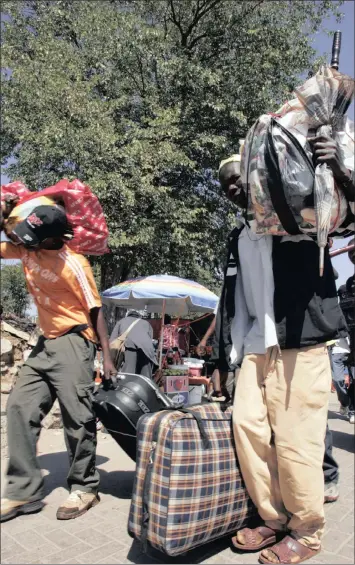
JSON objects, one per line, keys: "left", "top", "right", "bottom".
{"left": 0, "top": 203, "right": 116, "bottom": 522}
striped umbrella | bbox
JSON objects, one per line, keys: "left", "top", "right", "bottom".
{"left": 102, "top": 274, "right": 218, "bottom": 316}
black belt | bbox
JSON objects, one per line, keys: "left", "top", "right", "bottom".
{"left": 63, "top": 324, "right": 89, "bottom": 336}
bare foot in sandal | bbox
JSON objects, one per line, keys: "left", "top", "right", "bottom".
{"left": 232, "top": 525, "right": 281, "bottom": 551}
{"left": 259, "top": 535, "right": 321, "bottom": 564}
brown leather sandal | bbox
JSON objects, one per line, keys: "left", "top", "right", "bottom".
{"left": 259, "top": 535, "right": 321, "bottom": 564}
{"left": 231, "top": 526, "right": 279, "bottom": 551}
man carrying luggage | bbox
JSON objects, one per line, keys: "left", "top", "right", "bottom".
{"left": 208, "top": 155, "right": 341, "bottom": 500}
{"left": 0, "top": 203, "right": 116, "bottom": 522}
{"left": 216, "top": 133, "right": 353, "bottom": 563}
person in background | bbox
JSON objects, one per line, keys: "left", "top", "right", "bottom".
{"left": 0, "top": 204, "right": 116, "bottom": 523}
{"left": 110, "top": 310, "right": 157, "bottom": 379}
{"left": 322, "top": 424, "right": 339, "bottom": 503}
{"left": 326, "top": 238, "right": 340, "bottom": 395}
{"left": 196, "top": 304, "right": 233, "bottom": 401}
{"left": 196, "top": 307, "right": 218, "bottom": 356}
{"left": 338, "top": 239, "right": 355, "bottom": 424}
{"left": 329, "top": 338, "right": 351, "bottom": 416}
{"left": 322, "top": 253, "right": 346, "bottom": 504}
{"left": 217, "top": 131, "right": 352, "bottom": 563}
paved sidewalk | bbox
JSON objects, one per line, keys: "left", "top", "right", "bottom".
{"left": 1, "top": 394, "right": 354, "bottom": 565}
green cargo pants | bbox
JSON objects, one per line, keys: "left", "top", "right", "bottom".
{"left": 5, "top": 332, "right": 99, "bottom": 502}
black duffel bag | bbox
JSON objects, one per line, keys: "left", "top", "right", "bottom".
{"left": 93, "top": 373, "right": 172, "bottom": 461}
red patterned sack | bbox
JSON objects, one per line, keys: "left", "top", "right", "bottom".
{"left": 1, "top": 181, "right": 30, "bottom": 202}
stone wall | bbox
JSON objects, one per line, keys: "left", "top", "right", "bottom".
{"left": 1, "top": 327, "right": 29, "bottom": 394}
{"left": 0, "top": 320, "right": 63, "bottom": 436}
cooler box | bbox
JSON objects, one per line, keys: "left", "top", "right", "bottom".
{"left": 188, "top": 376, "right": 210, "bottom": 405}
{"left": 183, "top": 357, "right": 205, "bottom": 377}
{"left": 188, "top": 385, "right": 204, "bottom": 404}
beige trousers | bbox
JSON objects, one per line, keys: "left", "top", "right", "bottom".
{"left": 233, "top": 344, "right": 331, "bottom": 549}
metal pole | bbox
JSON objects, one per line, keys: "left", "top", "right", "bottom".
{"left": 158, "top": 299, "right": 166, "bottom": 369}
{"left": 330, "top": 31, "right": 342, "bottom": 70}
{"left": 330, "top": 243, "right": 355, "bottom": 258}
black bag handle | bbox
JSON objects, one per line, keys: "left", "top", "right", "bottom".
{"left": 158, "top": 406, "right": 211, "bottom": 449}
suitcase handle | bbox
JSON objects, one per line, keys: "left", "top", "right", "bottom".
{"left": 159, "top": 407, "right": 211, "bottom": 449}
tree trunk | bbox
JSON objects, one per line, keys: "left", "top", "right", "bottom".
{"left": 100, "top": 255, "right": 132, "bottom": 291}
{"left": 100, "top": 256, "right": 132, "bottom": 334}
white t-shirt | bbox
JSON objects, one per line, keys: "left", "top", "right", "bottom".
{"left": 229, "top": 227, "right": 278, "bottom": 365}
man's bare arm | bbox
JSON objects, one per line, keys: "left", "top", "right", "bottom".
{"left": 90, "top": 307, "right": 116, "bottom": 380}
{"left": 196, "top": 316, "right": 217, "bottom": 356}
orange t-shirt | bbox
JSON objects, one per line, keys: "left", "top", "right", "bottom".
{"left": 0, "top": 242, "right": 101, "bottom": 342}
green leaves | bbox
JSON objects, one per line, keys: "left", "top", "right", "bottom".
{"left": 1, "top": 264, "right": 30, "bottom": 317}
{"left": 1, "top": 0, "right": 343, "bottom": 292}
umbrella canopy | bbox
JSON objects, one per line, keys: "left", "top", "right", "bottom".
{"left": 101, "top": 274, "right": 218, "bottom": 316}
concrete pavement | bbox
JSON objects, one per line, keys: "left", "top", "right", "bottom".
{"left": 1, "top": 393, "right": 354, "bottom": 564}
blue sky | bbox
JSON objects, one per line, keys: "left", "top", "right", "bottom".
{"left": 1, "top": 1, "right": 354, "bottom": 287}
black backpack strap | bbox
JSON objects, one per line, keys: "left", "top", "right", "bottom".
{"left": 264, "top": 119, "right": 302, "bottom": 236}
{"left": 211, "top": 226, "right": 244, "bottom": 371}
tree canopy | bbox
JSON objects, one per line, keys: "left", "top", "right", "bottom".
{"left": 1, "top": 264, "right": 30, "bottom": 317}
{"left": 1, "top": 0, "right": 342, "bottom": 292}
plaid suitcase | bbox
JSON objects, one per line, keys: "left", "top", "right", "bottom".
{"left": 128, "top": 404, "right": 256, "bottom": 556}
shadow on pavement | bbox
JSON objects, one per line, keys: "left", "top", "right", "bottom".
{"left": 126, "top": 515, "right": 261, "bottom": 564}
{"left": 331, "top": 430, "right": 355, "bottom": 454}
{"left": 99, "top": 468, "right": 135, "bottom": 499}
{"left": 126, "top": 537, "right": 231, "bottom": 564}
{"left": 38, "top": 451, "right": 134, "bottom": 499}
{"left": 327, "top": 409, "right": 348, "bottom": 422}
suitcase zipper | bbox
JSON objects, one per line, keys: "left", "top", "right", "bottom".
{"left": 149, "top": 441, "right": 157, "bottom": 464}
{"left": 141, "top": 412, "right": 169, "bottom": 552}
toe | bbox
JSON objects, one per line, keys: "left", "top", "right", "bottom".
{"left": 261, "top": 549, "right": 279, "bottom": 563}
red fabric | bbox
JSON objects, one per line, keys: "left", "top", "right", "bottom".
{"left": 1, "top": 181, "right": 30, "bottom": 202}
{"left": 1, "top": 179, "right": 109, "bottom": 256}
{"left": 163, "top": 324, "right": 180, "bottom": 349}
